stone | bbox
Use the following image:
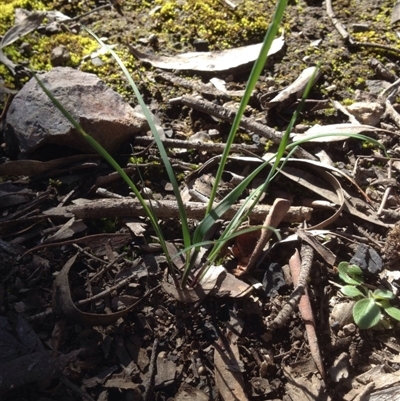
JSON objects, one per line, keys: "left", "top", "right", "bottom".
{"left": 6, "top": 67, "right": 148, "bottom": 155}
{"left": 50, "top": 45, "right": 71, "bottom": 67}
{"left": 345, "top": 101, "right": 385, "bottom": 126}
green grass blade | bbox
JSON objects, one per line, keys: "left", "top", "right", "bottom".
{"left": 204, "top": 66, "right": 319, "bottom": 266}
{"left": 31, "top": 72, "right": 177, "bottom": 273}
{"left": 205, "top": 0, "right": 288, "bottom": 216}
{"left": 287, "top": 132, "right": 387, "bottom": 156}
{"left": 82, "top": 26, "right": 192, "bottom": 266}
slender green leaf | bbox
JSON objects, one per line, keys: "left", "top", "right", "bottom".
{"left": 31, "top": 72, "right": 179, "bottom": 274}
{"left": 353, "top": 298, "right": 381, "bottom": 329}
{"left": 189, "top": 60, "right": 320, "bottom": 284}
{"left": 82, "top": 26, "right": 192, "bottom": 274}
{"left": 205, "top": 0, "right": 288, "bottom": 216}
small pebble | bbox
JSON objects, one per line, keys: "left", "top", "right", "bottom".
{"left": 343, "top": 323, "right": 356, "bottom": 336}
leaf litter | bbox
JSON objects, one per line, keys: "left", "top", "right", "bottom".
{"left": 2, "top": 0, "right": 400, "bottom": 400}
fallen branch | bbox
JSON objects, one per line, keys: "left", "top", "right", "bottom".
{"left": 43, "top": 197, "right": 313, "bottom": 223}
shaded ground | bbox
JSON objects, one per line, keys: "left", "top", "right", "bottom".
{"left": 1, "top": 0, "right": 400, "bottom": 400}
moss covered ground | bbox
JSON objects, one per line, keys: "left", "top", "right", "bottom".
{"left": 1, "top": 0, "right": 400, "bottom": 109}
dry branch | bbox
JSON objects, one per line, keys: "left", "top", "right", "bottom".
{"left": 44, "top": 198, "right": 312, "bottom": 223}
{"left": 134, "top": 135, "right": 265, "bottom": 154}
{"left": 174, "top": 95, "right": 317, "bottom": 161}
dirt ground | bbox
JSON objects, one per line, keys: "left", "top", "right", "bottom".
{"left": 1, "top": 0, "right": 400, "bottom": 400}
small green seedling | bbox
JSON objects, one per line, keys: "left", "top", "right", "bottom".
{"left": 337, "top": 261, "right": 400, "bottom": 329}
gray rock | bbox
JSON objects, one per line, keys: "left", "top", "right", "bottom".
{"left": 50, "top": 46, "right": 71, "bottom": 67}
{"left": 6, "top": 67, "right": 148, "bottom": 154}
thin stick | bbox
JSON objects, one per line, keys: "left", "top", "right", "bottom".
{"left": 44, "top": 198, "right": 312, "bottom": 223}
{"left": 144, "top": 338, "right": 159, "bottom": 401}
{"left": 289, "top": 247, "right": 326, "bottom": 380}
{"left": 134, "top": 135, "right": 265, "bottom": 154}
{"left": 242, "top": 198, "right": 291, "bottom": 273}
{"left": 174, "top": 95, "right": 317, "bottom": 161}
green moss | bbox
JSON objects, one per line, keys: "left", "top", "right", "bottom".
{"left": 264, "top": 140, "right": 274, "bottom": 152}
{"left": 129, "top": 156, "right": 144, "bottom": 164}
{"left": 0, "top": 0, "right": 102, "bottom": 89}
{"left": 342, "top": 98, "right": 354, "bottom": 106}
{"left": 323, "top": 108, "right": 336, "bottom": 117}
{"left": 362, "top": 140, "right": 378, "bottom": 150}
{"left": 152, "top": 0, "right": 271, "bottom": 49}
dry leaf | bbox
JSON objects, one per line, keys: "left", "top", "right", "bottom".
{"left": 214, "top": 333, "right": 248, "bottom": 401}
{"left": 128, "top": 35, "right": 284, "bottom": 72}
{"left": 291, "top": 123, "right": 394, "bottom": 142}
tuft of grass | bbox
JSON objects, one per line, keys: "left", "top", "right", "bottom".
{"left": 32, "top": 0, "right": 387, "bottom": 290}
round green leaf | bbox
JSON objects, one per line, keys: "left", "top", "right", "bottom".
{"left": 338, "top": 262, "right": 363, "bottom": 285}
{"left": 381, "top": 302, "right": 400, "bottom": 322}
{"left": 340, "top": 285, "right": 364, "bottom": 298}
{"left": 353, "top": 299, "right": 381, "bottom": 329}
{"left": 373, "top": 289, "right": 395, "bottom": 300}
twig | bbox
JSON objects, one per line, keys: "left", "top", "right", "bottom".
{"left": 174, "top": 95, "right": 317, "bottom": 161}
{"left": 242, "top": 198, "right": 291, "bottom": 274}
{"left": 66, "top": 4, "right": 113, "bottom": 23}
{"left": 326, "top": 0, "right": 400, "bottom": 56}
{"left": 72, "top": 243, "right": 110, "bottom": 264}
{"left": 381, "top": 78, "right": 400, "bottom": 98}
{"left": 75, "top": 261, "right": 144, "bottom": 307}
{"left": 44, "top": 197, "right": 313, "bottom": 223}
{"left": 88, "top": 253, "right": 128, "bottom": 283}
{"left": 289, "top": 247, "right": 326, "bottom": 380}
{"left": 269, "top": 285, "right": 304, "bottom": 329}
{"left": 269, "top": 245, "right": 315, "bottom": 328}
{"left": 60, "top": 376, "right": 95, "bottom": 401}
{"left": 134, "top": 135, "right": 265, "bottom": 154}
{"left": 325, "top": 0, "right": 350, "bottom": 42}
{"left": 156, "top": 71, "right": 231, "bottom": 100}
{"left": 144, "top": 338, "right": 159, "bottom": 401}
{"left": 377, "top": 159, "right": 394, "bottom": 215}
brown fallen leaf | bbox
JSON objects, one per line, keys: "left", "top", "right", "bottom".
{"left": 53, "top": 253, "right": 142, "bottom": 326}
{"left": 262, "top": 66, "right": 321, "bottom": 111}
{"left": 0, "top": 154, "right": 101, "bottom": 177}
{"left": 214, "top": 332, "right": 248, "bottom": 401}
